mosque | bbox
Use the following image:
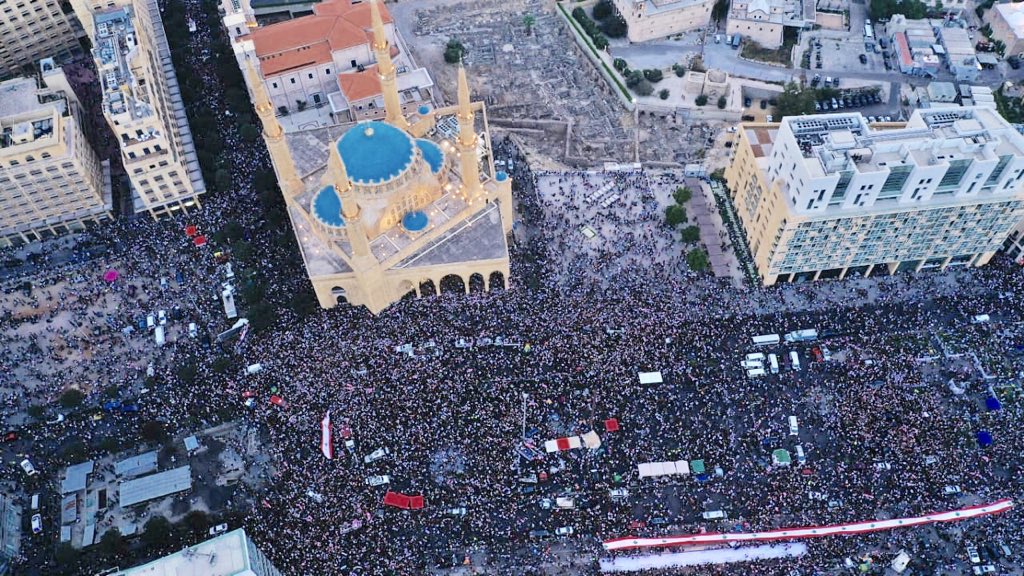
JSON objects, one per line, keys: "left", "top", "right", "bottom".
{"left": 244, "top": 0, "right": 513, "bottom": 314}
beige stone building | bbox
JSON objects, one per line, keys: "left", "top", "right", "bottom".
{"left": 725, "top": 108, "right": 1024, "bottom": 285}
{"left": 74, "top": 0, "right": 206, "bottom": 218}
{"left": 0, "top": 0, "right": 83, "bottom": 79}
{"left": 986, "top": 3, "right": 1024, "bottom": 58}
{"left": 0, "top": 75, "right": 112, "bottom": 247}
{"left": 226, "top": 0, "right": 433, "bottom": 121}
{"left": 613, "top": 0, "right": 714, "bottom": 42}
{"left": 246, "top": 0, "right": 513, "bottom": 314}
{"left": 725, "top": 0, "right": 813, "bottom": 49}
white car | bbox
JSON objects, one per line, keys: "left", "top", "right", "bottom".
{"left": 973, "top": 565, "right": 996, "bottom": 574}
{"left": 31, "top": 514, "right": 42, "bottom": 534}
{"left": 874, "top": 462, "right": 892, "bottom": 470}
{"left": 702, "top": 510, "right": 726, "bottom": 520}
{"left": 967, "top": 543, "right": 981, "bottom": 564}
{"left": 158, "top": 310, "right": 167, "bottom": 325}
{"left": 609, "top": 488, "right": 630, "bottom": 499}
{"left": 365, "top": 475, "right": 390, "bottom": 486}
{"left": 943, "top": 485, "right": 962, "bottom": 495}
{"left": 208, "top": 523, "right": 228, "bottom": 536}
{"left": 363, "top": 447, "right": 391, "bottom": 464}
{"left": 188, "top": 323, "right": 198, "bottom": 338}
{"left": 19, "top": 459, "right": 38, "bottom": 476}
{"left": 444, "top": 507, "right": 467, "bottom": 517}
{"left": 555, "top": 526, "right": 574, "bottom": 536}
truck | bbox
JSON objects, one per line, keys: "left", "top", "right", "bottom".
{"left": 731, "top": 35, "right": 741, "bottom": 49}
{"left": 784, "top": 329, "right": 818, "bottom": 343}
{"left": 154, "top": 325, "right": 165, "bottom": 347}
{"left": 752, "top": 334, "right": 781, "bottom": 346}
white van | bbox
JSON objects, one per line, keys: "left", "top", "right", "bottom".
{"left": 795, "top": 445, "right": 806, "bottom": 464}
{"left": 30, "top": 494, "right": 39, "bottom": 510}
{"left": 741, "top": 360, "right": 763, "bottom": 370}
{"left": 188, "top": 323, "right": 198, "bottom": 338}
{"left": 768, "top": 354, "right": 780, "bottom": 374}
{"left": 20, "top": 459, "right": 37, "bottom": 476}
{"left": 971, "top": 314, "right": 991, "bottom": 324}
{"left": 747, "top": 368, "right": 766, "bottom": 378}
{"left": 702, "top": 510, "right": 726, "bottom": 520}
{"left": 245, "top": 363, "right": 263, "bottom": 375}
{"left": 752, "top": 334, "right": 781, "bottom": 346}
{"left": 745, "top": 353, "right": 766, "bottom": 362}
{"left": 789, "top": 351, "right": 801, "bottom": 371}
{"left": 154, "top": 325, "right": 165, "bottom": 347}
{"left": 788, "top": 416, "right": 799, "bottom": 436}
{"left": 146, "top": 314, "right": 155, "bottom": 331}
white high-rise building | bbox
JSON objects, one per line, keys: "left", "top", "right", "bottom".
{"left": 725, "top": 107, "right": 1024, "bottom": 284}
{"left": 109, "top": 528, "right": 282, "bottom": 576}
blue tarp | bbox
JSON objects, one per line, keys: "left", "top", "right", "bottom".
{"left": 986, "top": 396, "right": 1002, "bottom": 411}
{"left": 977, "top": 430, "right": 993, "bottom": 446}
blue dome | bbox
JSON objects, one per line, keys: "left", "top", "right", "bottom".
{"left": 416, "top": 139, "right": 444, "bottom": 173}
{"left": 313, "top": 185, "right": 345, "bottom": 227}
{"left": 336, "top": 121, "right": 415, "bottom": 184}
{"left": 495, "top": 170, "right": 508, "bottom": 182}
{"left": 417, "top": 105, "right": 431, "bottom": 115}
{"left": 402, "top": 210, "right": 429, "bottom": 232}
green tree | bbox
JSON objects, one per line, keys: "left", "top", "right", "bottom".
{"left": 98, "top": 436, "right": 122, "bottom": 454}
{"left": 680, "top": 225, "right": 701, "bottom": 243}
{"left": 673, "top": 187, "right": 692, "bottom": 204}
{"left": 231, "top": 240, "right": 254, "bottom": 263}
{"left": 643, "top": 69, "right": 663, "bottom": 82}
{"left": 27, "top": 405, "right": 45, "bottom": 419}
{"left": 214, "top": 168, "right": 232, "bottom": 191}
{"left": 626, "top": 70, "right": 643, "bottom": 88}
{"left": 599, "top": 13, "right": 628, "bottom": 38}
{"left": 98, "top": 528, "right": 128, "bottom": 557}
{"left": 59, "top": 388, "right": 85, "bottom": 409}
{"left": 672, "top": 63, "right": 686, "bottom": 77}
{"left": 695, "top": 94, "right": 709, "bottom": 106}
{"left": 289, "top": 292, "right": 318, "bottom": 319}
{"left": 686, "top": 248, "right": 710, "bottom": 271}
{"left": 633, "top": 79, "right": 654, "bottom": 97}
{"left": 176, "top": 361, "right": 198, "bottom": 385}
{"left": 249, "top": 302, "right": 278, "bottom": 332}
{"left": 183, "top": 510, "right": 210, "bottom": 536}
{"left": 140, "top": 420, "right": 168, "bottom": 443}
{"left": 53, "top": 542, "right": 79, "bottom": 568}
{"left": 211, "top": 357, "right": 232, "bottom": 374}
{"left": 220, "top": 220, "right": 245, "bottom": 243}
{"left": 142, "top": 516, "right": 174, "bottom": 550}
{"left": 61, "top": 440, "right": 89, "bottom": 464}
{"left": 239, "top": 123, "right": 259, "bottom": 142}
{"left": 717, "top": 95, "right": 727, "bottom": 109}
{"left": 444, "top": 39, "right": 466, "bottom": 64}
{"left": 776, "top": 81, "right": 816, "bottom": 117}
{"left": 659, "top": 89, "right": 670, "bottom": 100}
{"left": 665, "top": 204, "right": 687, "bottom": 227}
{"left": 593, "top": 0, "right": 613, "bottom": 19}
{"left": 613, "top": 58, "right": 628, "bottom": 71}
{"left": 522, "top": 14, "right": 535, "bottom": 35}
{"left": 689, "top": 57, "right": 706, "bottom": 72}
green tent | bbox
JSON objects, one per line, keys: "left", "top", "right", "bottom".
{"left": 772, "top": 449, "right": 791, "bottom": 466}
{"left": 690, "top": 459, "right": 706, "bottom": 475}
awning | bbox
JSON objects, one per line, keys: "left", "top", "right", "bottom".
{"left": 383, "top": 491, "right": 425, "bottom": 510}
{"left": 604, "top": 418, "right": 620, "bottom": 432}
{"left": 637, "top": 372, "right": 663, "bottom": 384}
{"left": 581, "top": 431, "right": 601, "bottom": 449}
{"left": 544, "top": 436, "right": 582, "bottom": 453}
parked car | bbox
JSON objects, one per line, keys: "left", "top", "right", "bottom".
{"left": 45, "top": 414, "right": 65, "bottom": 425}
{"left": 943, "top": 485, "right": 962, "bottom": 495}
{"left": 31, "top": 514, "right": 42, "bottom": 534}
{"left": 20, "top": 459, "right": 38, "bottom": 476}
{"left": 209, "top": 523, "right": 228, "bottom": 536}
{"left": 555, "top": 526, "right": 574, "bottom": 536}
{"left": 364, "top": 447, "right": 391, "bottom": 464}
{"left": 2, "top": 431, "right": 16, "bottom": 442}
{"left": 967, "top": 543, "right": 981, "bottom": 564}
{"left": 444, "top": 507, "right": 467, "bottom": 517}
{"left": 158, "top": 310, "right": 167, "bottom": 325}
{"left": 365, "top": 475, "right": 390, "bottom": 486}
{"left": 188, "top": 323, "right": 198, "bottom": 338}
{"left": 972, "top": 565, "right": 996, "bottom": 574}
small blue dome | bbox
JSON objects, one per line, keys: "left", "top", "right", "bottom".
{"left": 416, "top": 139, "right": 444, "bottom": 173}
{"left": 402, "top": 210, "right": 429, "bottom": 232}
{"left": 417, "top": 105, "right": 431, "bottom": 115}
{"left": 495, "top": 170, "right": 508, "bottom": 182}
{"left": 336, "top": 121, "right": 415, "bottom": 184}
{"left": 313, "top": 185, "right": 344, "bottom": 227}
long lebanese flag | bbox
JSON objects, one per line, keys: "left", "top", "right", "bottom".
{"left": 320, "top": 412, "right": 334, "bottom": 460}
{"left": 604, "top": 499, "right": 1013, "bottom": 551}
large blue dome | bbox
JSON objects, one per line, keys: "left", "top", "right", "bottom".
{"left": 337, "top": 121, "right": 415, "bottom": 184}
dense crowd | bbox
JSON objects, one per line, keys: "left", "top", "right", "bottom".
{"left": 1, "top": 0, "right": 1024, "bottom": 574}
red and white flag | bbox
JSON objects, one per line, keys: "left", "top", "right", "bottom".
{"left": 321, "top": 411, "right": 334, "bottom": 460}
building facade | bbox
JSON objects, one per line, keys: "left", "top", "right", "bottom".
{"left": 725, "top": 108, "right": 1024, "bottom": 285}
{"left": 75, "top": 0, "right": 206, "bottom": 218}
{"left": 227, "top": 0, "right": 432, "bottom": 121}
{"left": 0, "top": 76, "right": 112, "bottom": 247}
{"left": 612, "top": 0, "right": 714, "bottom": 42}
{"left": 0, "top": 0, "right": 83, "bottom": 80}
{"left": 725, "top": 0, "right": 813, "bottom": 49}
{"left": 246, "top": 0, "right": 512, "bottom": 314}
{"left": 111, "top": 528, "right": 282, "bottom": 576}
{"left": 986, "top": 2, "right": 1024, "bottom": 58}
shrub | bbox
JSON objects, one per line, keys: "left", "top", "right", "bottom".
{"left": 633, "top": 79, "right": 654, "bottom": 96}
{"left": 717, "top": 95, "right": 727, "bottom": 109}
{"left": 626, "top": 70, "right": 643, "bottom": 88}
{"left": 59, "top": 388, "right": 85, "bottom": 409}
{"left": 695, "top": 94, "right": 709, "bottom": 106}
{"left": 659, "top": 89, "right": 670, "bottom": 100}
{"left": 643, "top": 69, "right": 663, "bottom": 83}
{"left": 613, "top": 58, "right": 628, "bottom": 71}
{"left": 672, "top": 63, "right": 686, "bottom": 77}
{"left": 444, "top": 39, "right": 466, "bottom": 64}
{"left": 680, "top": 225, "right": 701, "bottom": 243}
{"left": 665, "top": 205, "right": 687, "bottom": 227}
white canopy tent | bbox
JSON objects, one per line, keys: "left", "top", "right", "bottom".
{"left": 637, "top": 372, "right": 663, "bottom": 385}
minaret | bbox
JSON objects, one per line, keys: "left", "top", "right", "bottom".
{"left": 325, "top": 145, "right": 371, "bottom": 258}
{"left": 245, "top": 59, "right": 304, "bottom": 196}
{"left": 369, "top": 0, "right": 408, "bottom": 129}
{"left": 456, "top": 63, "right": 481, "bottom": 199}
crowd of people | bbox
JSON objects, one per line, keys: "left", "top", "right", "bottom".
{"left": 1, "top": 0, "right": 1024, "bottom": 574}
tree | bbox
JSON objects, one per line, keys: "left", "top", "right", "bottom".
{"left": 717, "top": 95, "right": 728, "bottom": 109}
{"left": 775, "top": 81, "right": 816, "bottom": 117}
{"left": 98, "top": 436, "right": 121, "bottom": 453}
{"left": 98, "top": 528, "right": 128, "bottom": 557}
{"left": 665, "top": 205, "right": 687, "bottom": 227}
{"left": 444, "top": 39, "right": 466, "bottom": 64}
{"left": 593, "top": 0, "right": 613, "bottom": 19}
{"left": 659, "top": 89, "right": 670, "bottom": 100}
{"left": 142, "top": 517, "right": 174, "bottom": 550}
{"left": 686, "top": 248, "right": 710, "bottom": 271}
{"left": 183, "top": 510, "right": 210, "bottom": 536}
{"left": 689, "top": 57, "right": 706, "bottom": 72}
{"left": 680, "top": 225, "right": 701, "bottom": 243}
{"left": 220, "top": 220, "right": 245, "bottom": 243}
{"left": 695, "top": 94, "right": 709, "bottom": 106}
{"left": 59, "top": 388, "right": 85, "bottom": 409}
{"left": 673, "top": 187, "right": 693, "bottom": 204}
{"left": 140, "top": 420, "right": 167, "bottom": 443}
{"left": 53, "top": 542, "right": 79, "bottom": 567}
{"left": 61, "top": 440, "right": 89, "bottom": 464}
{"left": 522, "top": 14, "right": 535, "bottom": 36}
{"left": 626, "top": 70, "right": 644, "bottom": 88}
{"left": 176, "top": 361, "right": 198, "bottom": 385}
{"left": 211, "top": 357, "right": 232, "bottom": 374}
{"left": 239, "top": 123, "right": 259, "bottom": 142}
{"left": 27, "top": 405, "right": 44, "bottom": 419}
{"left": 249, "top": 302, "right": 278, "bottom": 332}
{"left": 231, "top": 239, "right": 254, "bottom": 263}
{"left": 633, "top": 79, "right": 654, "bottom": 97}
{"left": 289, "top": 292, "right": 318, "bottom": 319}
{"left": 613, "top": 58, "right": 628, "bottom": 71}
{"left": 672, "top": 63, "right": 686, "bottom": 77}
{"left": 599, "top": 13, "right": 628, "bottom": 38}
{"left": 643, "top": 68, "right": 663, "bottom": 82}
{"left": 214, "top": 168, "right": 232, "bottom": 191}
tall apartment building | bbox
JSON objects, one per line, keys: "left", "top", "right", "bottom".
{"left": 110, "top": 528, "right": 282, "bottom": 576}
{"left": 74, "top": 0, "right": 206, "bottom": 218}
{"left": 725, "top": 107, "right": 1024, "bottom": 285}
{"left": 0, "top": 75, "right": 112, "bottom": 247}
{"left": 0, "top": 0, "right": 83, "bottom": 79}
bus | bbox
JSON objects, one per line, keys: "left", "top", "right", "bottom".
{"left": 752, "top": 334, "right": 781, "bottom": 346}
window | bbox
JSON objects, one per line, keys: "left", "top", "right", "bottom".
{"left": 290, "top": 78, "right": 296, "bottom": 84}
{"left": 984, "top": 155, "right": 1012, "bottom": 187}
{"left": 878, "top": 165, "right": 912, "bottom": 199}
{"left": 308, "top": 73, "right": 313, "bottom": 79}
{"left": 325, "top": 68, "right": 331, "bottom": 74}
{"left": 272, "top": 82, "right": 278, "bottom": 89}
{"left": 938, "top": 159, "right": 971, "bottom": 190}
{"left": 350, "top": 59, "right": 357, "bottom": 67}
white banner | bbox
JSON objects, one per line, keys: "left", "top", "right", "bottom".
{"left": 321, "top": 412, "right": 333, "bottom": 460}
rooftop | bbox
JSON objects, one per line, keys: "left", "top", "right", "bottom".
{"left": 94, "top": 8, "right": 156, "bottom": 124}
{"left": 111, "top": 528, "right": 260, "bottom": 576}
{"left": 119, "top": 466, "right": 192, "bottom": 507}
{"left": 61, "top": 460, "right": 95, "bottom": 494}
{"left": 336, "top": 121, "right": 416, "bottom": 184}
{"left": 995, "top": 2, "right": 1024, "bottom": 39}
